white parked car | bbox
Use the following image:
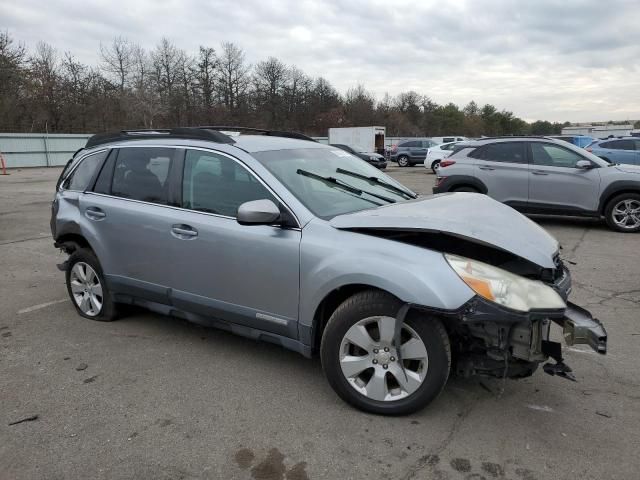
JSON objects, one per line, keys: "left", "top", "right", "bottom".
{"left": 425, "top": 141, "right": 460, "bottom": 172}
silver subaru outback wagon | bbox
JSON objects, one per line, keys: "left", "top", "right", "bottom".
{"left": 51, "top": 127, "right": 607, "bottom": 415}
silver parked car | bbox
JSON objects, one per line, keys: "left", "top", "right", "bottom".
{"left": 434, "top": 137, "right": 640, "bottom": 232}
{"left": 51, "top": 127, "right": 607, "bottom": 415}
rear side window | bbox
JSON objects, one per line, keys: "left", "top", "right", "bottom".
{"left": 609, "top": 140, "right": 635, "bottom": 150}
{"left": 443, "top": 137, "right": 454, "bottom": 143}
{"left": 111, "top": 147, "right": 175, "bottom": 204}
{"left": 402, "top": 141, "right": 420, "bottom": 148}
{"left": 182, "top": 149, "right": 276, "bottom": 217}
{"left": 473, "top": 142, "right": 526, "bottom": 163}
{"left": 64, "top": 150, "right": 108, "bottom": 191}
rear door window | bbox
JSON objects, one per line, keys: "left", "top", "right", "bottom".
{"left": 475, "top": 142, "right": 526, "bottom": 163}
{"left": 182, "top": 149, "right": 276, "bottom": 217}
{"left": 111, "top": 147, "right": 175, "bottom": 204}
{"left": 530, "top": 143, "right": 585, "bottom": 168}
{"left": 64, "top": 150, "right": 108, "bottom": 191}
{"left": 402, "top": 141, "right": 420, "bottom": 148}
{"left": 609, "top": 140, "right": 635, "bottom": 150}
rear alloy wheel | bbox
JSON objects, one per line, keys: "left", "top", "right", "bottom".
{"left": 66, "top": 248, "right": 120, "bottom": 321}
{"left": 605, "top": 193, "right": 640, "bottom": 232}
{"left": 397, "top": 155, "right": 410, "bottom": 167}
{"left": 431, "top": 160, "right": 441, "bottom": 173}
{"left": 321, "top": 290, "right": 450, "bottom": 415}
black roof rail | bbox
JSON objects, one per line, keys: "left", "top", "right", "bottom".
{"left": 198, "top": 126, "right": 317, "bottom": 142}
{"left": 85, "top": 128, "right": 236, "bottom": 149}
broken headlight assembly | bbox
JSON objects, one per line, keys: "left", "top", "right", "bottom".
{"left": 444, "top": 254, "right": 566, "bottom": 313}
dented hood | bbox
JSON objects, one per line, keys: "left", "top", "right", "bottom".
{"left": 330, "top": 193, "right": 559, "bottom": 268}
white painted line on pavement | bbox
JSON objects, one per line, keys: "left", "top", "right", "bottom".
{"left": 18, "top": 298, "right": 69, "bottom": 314}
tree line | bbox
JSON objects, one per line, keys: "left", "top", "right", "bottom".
{"left": 1, "top": 32, "right": 574, "bottom": 137}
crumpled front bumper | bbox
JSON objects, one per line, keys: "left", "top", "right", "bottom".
{"left": 551, "top": 301, "right": 607, "bottom": 354}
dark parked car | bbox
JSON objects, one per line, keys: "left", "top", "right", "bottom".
{"left": 389, "top": 139, "right": 438, "bottom": 167}
{"left": 330, "top": 144, "right": 387, "bottom": 169}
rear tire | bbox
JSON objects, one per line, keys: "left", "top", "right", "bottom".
{"left": 604, "top": 193, "right": 640, "bottom": 232}
{"left": 320, "top": 290, "right": 451, "bottom": 415}
{"left": 431, "top": 160, "right": 441, "bottom": 173}
{"left": 397, "top": 155, "right": 410, "bottom": 167}
{"left": 65, "top": 248, "right": 120, "bottom": 321}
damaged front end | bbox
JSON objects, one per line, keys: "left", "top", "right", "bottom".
{"left": 404, "top": 254, "right": 607, "bottom": 383}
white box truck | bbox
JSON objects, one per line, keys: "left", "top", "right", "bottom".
{"left": 328, "top": 126, "right": 386, "bottom": 155}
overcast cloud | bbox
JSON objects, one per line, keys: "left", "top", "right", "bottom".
{"left": 1, "top": 0, "right": 639, "bottom": 122}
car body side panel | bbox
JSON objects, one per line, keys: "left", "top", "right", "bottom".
{"left": 298, "top": 219, "right": 476, "bottom": 342}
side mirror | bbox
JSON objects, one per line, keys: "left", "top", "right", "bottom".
{"left": 576, "top": 160, "right": 593, "bottom": 169}
{"left": 237, "top": 199, "right": 281, "bottom": 226}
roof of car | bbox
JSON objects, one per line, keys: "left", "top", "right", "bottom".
{"left": 460, "top": 136, "right": 566, "bottom": 147}
{"left": 234, "top": 135, "right": 327, "bottom": 152}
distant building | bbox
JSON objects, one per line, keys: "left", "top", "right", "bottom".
{"left": 561, "top": 124, "right": 634, "bottom": 139}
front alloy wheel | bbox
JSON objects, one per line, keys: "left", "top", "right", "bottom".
{"left": 605, "top": 193, "right": 640, "bottom": 232}
{"left": 321, "top": 290, "right": 450, "bottom": 415}
{"left": 339, "top": 316, "right": 428, "bottom": 402}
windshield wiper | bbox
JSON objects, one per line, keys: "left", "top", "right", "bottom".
{"left": 296, "top": 169, "right": 395, "bottom": 204}
{"left": 335, "top": 168, "right": 417, "bottom": 199}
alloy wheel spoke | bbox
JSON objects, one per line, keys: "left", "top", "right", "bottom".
{"left": 344, "top": 324, "right": 375, "bottom": 351}
{"left": 85, "top": 267, "right": 96, "bottom": 285}
{"left": 340, "top": 355, "right": 372, "bottom": 378}
{"left": 70, "top": 281, "right": 84, "bottom": 295}
{"left": 89, "top": 294, "right": 101, "bottom": 313}
{"left": 365, "top": 369, "right": 388, "bottom": 401}
{"left": 377, "top": 317, "right": 396, "bottom": 344}
{"left": 401, "top": 337, "right": 428, "bottom": 360}
{"left": 73, "top": 263, "right": 86, "bottom": 282}
{"left": 389, "top": 364, "right": 423, "bottom": 394}
{"left": 91, "top": 283, "right": 103, "bottom": 298}
{"left": 80, "top": 293, "right": 91, "bottom": 312}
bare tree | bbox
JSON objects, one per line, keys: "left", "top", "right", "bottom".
{"left": 215, "top": 42, "right": 251, "bottom": 115}
{"left": 195, "top": 46, "right": 217, "bottom": 111}
{"left": 100, "top": 36, "right": 135, "bottom": 92}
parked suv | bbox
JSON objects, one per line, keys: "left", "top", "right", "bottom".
{"left": 390, "top": 139, "right": 438, "bottom": 167}
{"left": 587, "top": 137, "right": 640, "bottom": 165}
{"left": 434, "top": 137, "right": 640, "bottom": 232}
{"left": 52, "top": 127, "right": 606, "bottom": 415}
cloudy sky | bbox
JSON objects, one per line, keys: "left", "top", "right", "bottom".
{"left": 2, "top": 0, "right": 639, "bottom": 122}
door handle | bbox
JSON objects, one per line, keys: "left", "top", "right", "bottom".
{"left": 479, "top": 166, "right": 495, "bottom": 171}
{"left": 85, "top": 207, "right": 106, "bottom": 220}
{"left": 531, "top": 170, "right": 549, "bottom": 176}
{"left": 171, "top": 224, "right": 198, "bottom": 239}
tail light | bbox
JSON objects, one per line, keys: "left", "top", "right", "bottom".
{"left": 440, "top": 160, "right": 456, "bottom": 168}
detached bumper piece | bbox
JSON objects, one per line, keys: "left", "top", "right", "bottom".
{"left": 543, "top": 302, "right": 607, "bottom": 382}
{"left": 553, "top": 302, "right": 607, "bottom": 355}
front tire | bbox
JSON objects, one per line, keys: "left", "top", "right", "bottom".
{"left": 604, "top": 193, "right": 640, "bottom": 232}
{"left": 397, "top": 155, "right": 410, "bottom": 167}
{"left": 66, "top": 248, "right": 120, "bottom": 321}
{"left": 320, "top": 290, "right": 451, "bottom": 415}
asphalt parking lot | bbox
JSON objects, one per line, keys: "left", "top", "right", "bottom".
{"left": 1, "top": 165, "right": 639, "bottom": 480}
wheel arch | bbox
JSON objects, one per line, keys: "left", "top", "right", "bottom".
{"left": 439, "top": 175, "right": 488, "bottom": 194}
{"left": 598, "top": 181, "right": 640, "bottom": 214}
{"left": 310, "top": 284, "right": 398, "bottom": 354}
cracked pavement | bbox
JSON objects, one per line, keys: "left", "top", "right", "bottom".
{"left": 1, "top": 166, "right": 639, "bottom": 480}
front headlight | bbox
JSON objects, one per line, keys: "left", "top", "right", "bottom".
{"left": 445, "top": 254, "right": 566, "bottom": 312}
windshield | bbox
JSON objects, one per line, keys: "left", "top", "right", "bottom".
{"left": 253, "top": 147, "right": 416, "bottom": 219}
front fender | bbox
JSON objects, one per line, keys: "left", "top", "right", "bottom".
{"left": 299, "top": 220, "right": 475, "bottom": 337}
